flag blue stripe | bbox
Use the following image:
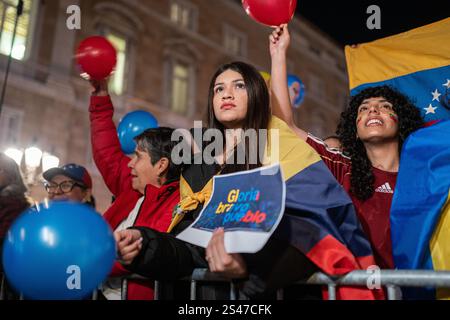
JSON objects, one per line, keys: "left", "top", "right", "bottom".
{"left": 278, "top": 161, "right": 373, "bottom": 257}
{"left": 391, "top": 120, "right": 450, "bottom": 298}
{"left": 350, "top": 65, "right": 450, "bottom": 122}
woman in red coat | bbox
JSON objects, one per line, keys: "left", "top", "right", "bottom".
{"left": 89, "top": 80, "right": 181, "bottom": 300}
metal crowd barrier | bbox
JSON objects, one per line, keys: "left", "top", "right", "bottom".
{"left": 119, "top": 268, "right": 450, "bottom": 301}
{"left": 119, "top": 270, "right": 238, "bottom": 300}
{"left": 3, "top": 269, "right": 450, "bottom": 300}
{"left": 298, "top": 269, "right": 450, "bottom": 300}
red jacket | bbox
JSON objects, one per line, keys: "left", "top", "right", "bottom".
{"left": 89, "top": 95, "right": 180, "bottom": 300}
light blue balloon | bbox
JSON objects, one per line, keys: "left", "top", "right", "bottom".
{"left": 287, "top": 74, "right": 305, "bottom": 108}
{"left": 2, "top": 201, "right": 116, "bottom": 300}
{"left": 117, "top": 110, "right": 158, "bottom": 154}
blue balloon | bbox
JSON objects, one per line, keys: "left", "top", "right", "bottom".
{"left": 2, "top": 201, "right": 116, "bottom": 300}
{"left": 117, "top": 110, "right": 158, "bottom": 154}
{"left": 287, "top": 74, "right": 305, "bottom": 109}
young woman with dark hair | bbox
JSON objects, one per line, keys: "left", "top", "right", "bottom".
{"left": 206, "top": 62, "right": 270, "bottom": 173}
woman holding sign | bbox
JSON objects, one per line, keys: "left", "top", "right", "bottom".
{"left": 116, "top": 57, "right": 381, "bottom": 299}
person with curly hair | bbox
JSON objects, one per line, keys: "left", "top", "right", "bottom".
{"left": 270, "top": 24, "right": 424, "bottom": 269}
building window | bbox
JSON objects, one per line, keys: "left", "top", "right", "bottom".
{"left": 105, "top": 32, "right": 128, "bottom": 95}
{"left": 170, "top": 0, "right": 197, "bottom": 31}
{"left": 223, "top": 25, "right": 247, "bottom": 57}
{"left": 0, "top": 0, "right": 36, "bottom": 60}
{"left": 170, "top": 62, "right": 189, "bottom": 114}
{"left": 0, "top": 107, "right": 23, "bottom": 148}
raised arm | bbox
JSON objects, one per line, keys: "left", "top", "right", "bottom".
{"left": 270, "top": 24, "right": 308, "bottom": 141}
{"left": 89, "top": 79, "right": 133, "bottom": 196}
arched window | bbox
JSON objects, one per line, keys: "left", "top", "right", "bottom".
{"left": 91, "top": 2, "right": 144, "bottom": 96}
{"left": 163, "top": 39, "right": 202, "bottom": 116}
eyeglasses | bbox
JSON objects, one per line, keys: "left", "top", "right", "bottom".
{"left": 44, "top": 180, "right": 86, "bottom": 194}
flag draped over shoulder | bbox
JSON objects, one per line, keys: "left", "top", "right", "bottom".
{"left": 345, "top": 18, "right": 450, "bottom": 124}
{"left": 267, "top": 117, "right": 383, "bottom": 300}
{"left": 176, "top": 116, "right": 382, "bottom": 299}
{"left": 390, "top": 120, "right": 450, "bottom": 299}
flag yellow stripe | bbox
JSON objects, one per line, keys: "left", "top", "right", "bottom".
{"left": 345, "top": 18, "right": 450, "bottom": 90}
{"left": 266, "top": 116, "right": 321, "bottom": 180}
{"left": 430, "top": 191, "right": 450, "bottom": 299}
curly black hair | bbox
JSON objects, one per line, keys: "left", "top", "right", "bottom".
{"left": 336, "top": 85, "right": 424, "bottom": 200}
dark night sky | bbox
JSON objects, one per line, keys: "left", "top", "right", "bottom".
{"left": 295, "top": 0, "right": 450, "bottom": 46}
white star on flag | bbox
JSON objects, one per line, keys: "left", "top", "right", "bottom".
{"left": 431, "top": 89, "right": 441, "bottom": 101}
{"left": 443, "top": 79, "right": 450, "bottom": 88}
{"left": 424, "top": 104, "right": 437, "bottom": 114}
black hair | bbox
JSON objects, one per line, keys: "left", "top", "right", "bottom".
{"left": 86, "top": 195, "right": 96, "bottom": 209}
{"left": 206, "top": 61, "right": 270, "bottom": 174}
{"left": 0, "top": 153, "right": 27, "bottom": 197}
{"left": 336, "top": 85, "right": 424, "bottom": 200}
{"left": 134, "top": 127, "right": 182, "bottom": 181}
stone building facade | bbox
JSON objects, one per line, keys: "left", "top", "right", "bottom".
{"left": 0, "top": 0, "right": 349, "bottom": 212}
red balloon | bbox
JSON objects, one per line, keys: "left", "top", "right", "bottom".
{"left": 242, "top": 0, "right": 297, "bottom": 27}
{"left": 75, "top": 36, "right": 117, "bottom": 80}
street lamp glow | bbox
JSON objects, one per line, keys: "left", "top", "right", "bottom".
{"left": 24, "top": 146, "right": 43, "bottom": 169}
{"left": 42, "top": 153, "right": 60, "bottom": 172}
{"left": 11, "top": 44, "right": 26, "bottom": 60}
{"left": 4, "top": 148, "right": 23, "bottom": 166}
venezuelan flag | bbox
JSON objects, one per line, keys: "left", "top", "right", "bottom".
{"left": 390, "top": 120, "right": 450, "bottom": 299}
{"left": 267, "top": 117, "right": 382, "bottom": 299}
{"left": 345, "top": 18, "right": 450, "bottom": 124}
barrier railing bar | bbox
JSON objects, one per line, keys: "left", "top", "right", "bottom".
{"left": 301, "top": 270, "right": 450, "bottom": 288}
{"left": 190, "top": 280, "right": 196, "bottom": 300}
{"left": 121, "top": 278, "right": 127, "bottom": 300}
{"left": 154, "top": 280, "right": 160, "bottom": 300}
{"left": 0, "top": 274, "right": 5, "bottom": 300}
{"left": 386, "top": 285, "right": 401, "bottom": 300}
{"left": 327, "top": 284, "right": 336, "bottom": 300}
{"left": 230, "top": 282, "right": 236, "bottom": 300}
{"left": 276, "top": 289, "right": 284, "bottom": 300}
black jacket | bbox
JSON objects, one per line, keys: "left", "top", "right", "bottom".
{"left": 125, "top": 158, "right": 320, "bottom": 299}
